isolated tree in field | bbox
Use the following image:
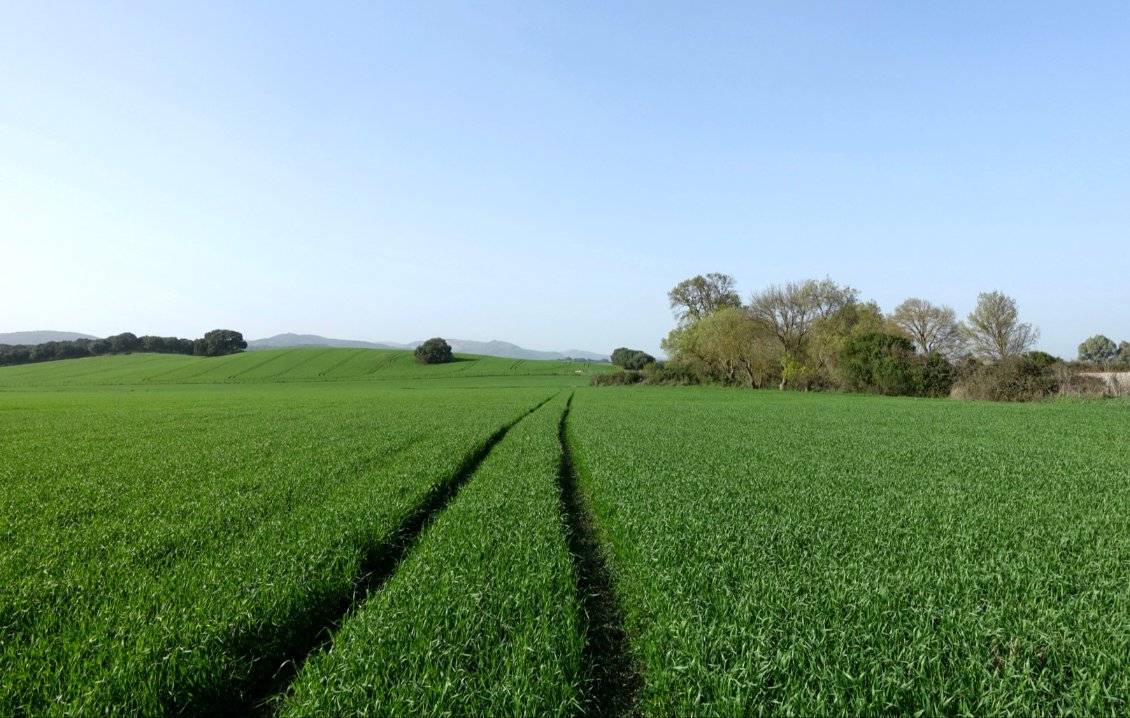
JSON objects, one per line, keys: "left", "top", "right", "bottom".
{"left": 414, "top": 337, "right": 454, "bottom": 364}
{"left": 962, "top": 291, "right": 1038, "bottom": 361}
{"left": 748, "top": 278, "right": 859, "bottom": 389}
{"left": 194, "top": 329, "right": 247, "bottom": 357}
{"left": 668, "top": 273, "right": 741, "bottom": 325}
{"left": 889, "top": 298, "right": 964, "bottom": 360}
{"left": 1078, "top": 334, "right": 1118, "bottom": 367}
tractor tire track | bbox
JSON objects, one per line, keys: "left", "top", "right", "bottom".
{"left": 224, "top": 394, "right": 558, "bottom": 716}
{"left": 557, "top": 393, "right": 641, "bottom": 717}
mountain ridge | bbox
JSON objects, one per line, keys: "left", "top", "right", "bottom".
{"left": 0, "top": 331, "right": 98, "bottom": 345}
{"left": 248, "top": 333, "right": 609, "bottom": 361}
{"left": 1, "top": 330, "right": 609, "bottom": 361}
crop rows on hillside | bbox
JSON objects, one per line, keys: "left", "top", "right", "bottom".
{"left": 567, "top": 387, "right": 1130, "bottom": 715}
{"left": 0, "top": 348, "right": 604, "bottom": 387}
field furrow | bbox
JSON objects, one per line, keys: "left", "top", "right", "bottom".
{"left": 558, "top": 395, "right": 641, "bottom": 717}
{"left": 280, "top": 393, "right": 586, "bottom": 717}
{"left": 0, "top": 384, "right": 553, "bottom": 716}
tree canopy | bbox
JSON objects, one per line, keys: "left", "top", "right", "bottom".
{"left": 962, "top": 291, "right": 1038, "bottom": 361}
{"left": 611, "top": 347, "right": 655, "bottom": 370}
{"left": 668, "top": 273, "right": 741, "bottom": 325}
{"left": 889, "top": 298, "right": 964, "bottom": 360}
{"left": 194, "top": 329, "right": 247, "bottom": 357}
{"left": 1078, "top": 334, "right": 1118, "bottom": 366}
{"left": 414, "top": 337, "right": 454, "bottom": 364}
{"left": 747, "top": 278, "right": 860, "bottom": 389}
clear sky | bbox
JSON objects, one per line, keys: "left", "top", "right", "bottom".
{"left": 2, "top": 2, "right": 1127, "bottom": 358}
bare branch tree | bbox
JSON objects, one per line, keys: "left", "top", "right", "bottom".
{"left": 748, "top": 278, "right": 858, "bottom": 388}
{"left": 889, "top": 298, "right": 965, "bottom": 360}
{"left": 962, "top": 291, "right": 1039, "bottom": 360}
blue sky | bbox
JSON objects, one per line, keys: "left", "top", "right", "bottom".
{"left": 2, "top": 2, "right": 1126, "bottom": 357}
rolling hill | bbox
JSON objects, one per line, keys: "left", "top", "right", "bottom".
{"left": 0, "top": 347, "right": 612, "bottom": 387}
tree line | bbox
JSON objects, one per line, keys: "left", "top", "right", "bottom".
{"left": 0, "top": 329, "right": 247, "bottom": 367}
{"left": 605, "top": 273, "right": 1125, "bottom": 400}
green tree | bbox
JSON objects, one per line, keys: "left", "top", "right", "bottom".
{"left": 962, "top": 291, "right": 1039, "bottom": 361}
{"left": 661, "top": 322, "right": 709, "bottom": 376}
{"left": 748, "top": 277, "right": 859, "bottom": 389}
{"left": 668, "top": 273, "right": 741, "bottom": 325}
{"left": 195, "top": 329, "right": 247, "bottom": 357}
{"left": 839, "top": 332, "right": 916, "bottom": 395}
{"left": 108, "top": 332, "right": 141, "bottom": 354}
{"left": 611, "top": 347, "right": 655, "bottom": 370}
{"left": 695, "top": 306, "right": 780, "bottom": 387}
{"left": 1078, "top": 334, "right": 1118, "bottom": 367}
{"left": 414, "top": 337, "right": 454, "bottom": 364}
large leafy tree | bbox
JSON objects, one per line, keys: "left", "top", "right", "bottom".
{"left": 194, "top": 329, "right": 247, "bottom": 357}
{"left": 611, "top": 347, "right": 655, "bottom": 370}
{"left": 889, "top": 298, "right": 965, "bottom": 360}
{"left": 695, "top": 306, "right": 781, "bottom": 388}
{"left": 747, "top": 277, "right": 859, "bottom": 389}
{"left": 962, "top": 291, "right": 1038, "bottom": 361}
{"left": 108, "top": 332, "right": 141, "bottom": 354}
{"left": 414, "top": 337, "right": 454, "bottom": 364}
{"left": 1078, "top": 334, "right": 1118, "bottom": 366}
{"left": 667, "top": 273, "right": 741, "bottom": 325}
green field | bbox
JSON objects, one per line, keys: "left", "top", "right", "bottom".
{"left": 0, "top": 347, "right": 604, "bottom": 387}
{"left": 2, "top": 350, "right": 1128, "bottom": 715}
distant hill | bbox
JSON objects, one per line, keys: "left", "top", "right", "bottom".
{"left": 444, "top": 339, "right": 608, "bottom": 362}
{"left": 0, "top": 331, "right": 98, "bottom": 345}
{"left": 248, "top": 333, "right": 608, "bottom": 361}
{"left": 247, "top": 333, "right": 402, "bottom": 350}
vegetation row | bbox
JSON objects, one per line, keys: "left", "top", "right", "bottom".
{"left": 0, "top": 329, "right": 247, "bottom": 366}
{"left": 603, "top": 273, "right": 1128, "bottom": 401}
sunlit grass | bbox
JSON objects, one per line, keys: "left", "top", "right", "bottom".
{"left": 569, "top": 388, "right": 1130, "bottom": 715}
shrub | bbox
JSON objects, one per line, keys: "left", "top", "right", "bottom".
{"left": 590, "top": 370, "right": 644, "bottom": 386}
{"left": 909, "top": 352, "right": 956, "bottom": 398}
{"left": 839, "top": 333, "right": 955, "bottom": 398}
{"left": 951, "top": 356, "right": 1056, "bottom": 402}
{"left": 641, "top": 362, "right": 700, "bottom": 386}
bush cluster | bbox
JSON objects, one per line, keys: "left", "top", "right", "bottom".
{"left": 838, "top": 332, "right": 955, "bottom": 398}
{"left": 610, "top": 347, "right": 655, "bottom": 370}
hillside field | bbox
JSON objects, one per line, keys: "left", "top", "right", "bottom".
{"left": 2, "top": 349, "right": 1128, "bottom": 715}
